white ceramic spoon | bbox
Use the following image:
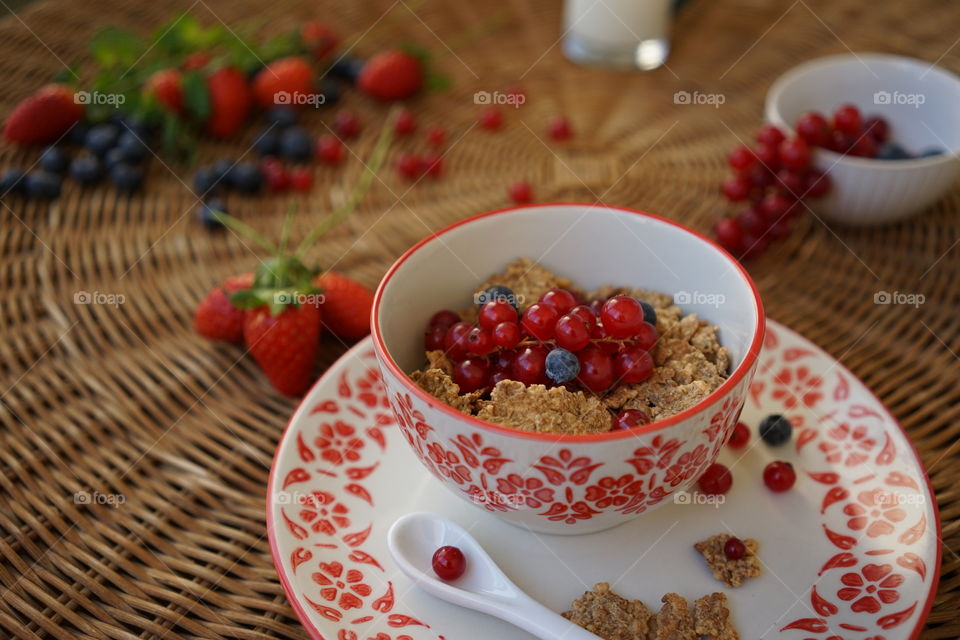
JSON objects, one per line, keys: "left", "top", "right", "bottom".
{"left": 387, "top": 512, "right": 603, "bottom": 640}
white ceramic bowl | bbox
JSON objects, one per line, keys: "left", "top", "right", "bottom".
{"left": 371, "top": 204, "right": 764, "bottom": 534}
{"left": 765, "top": 54, "right": 960, "bottom": 226}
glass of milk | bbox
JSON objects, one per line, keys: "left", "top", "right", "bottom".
{"left": 563, "top": 0, "right": 671, "bottom": 70}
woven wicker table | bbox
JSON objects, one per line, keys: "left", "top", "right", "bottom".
{"left": 0, "top": 0, "right": 957, "bottom": 638}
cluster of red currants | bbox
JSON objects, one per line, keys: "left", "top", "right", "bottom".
{"left": 795, "top": 104, "right": 892, "bottom": 158}
{"left": 714, "top": 122, "right": 831, "bottom": 260}
{"left": 423, "top": 286, "right": 659, "bottom": 398}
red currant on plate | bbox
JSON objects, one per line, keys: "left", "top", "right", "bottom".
{"left": 507, "top": 180, "right": 533, "bottom": 204}
{"left": 432, "top": 545, "right": 466, "bottom": 581}
{"left": 727, "top": 421, "right": 750, "bottom": 448}
{"left": 723, "top": 537, "right": 746, "bottom": 560}
{"left": 763, "top": 460, "right": 796, "bottom": 492}
{"left": 612, "top": 409, "right": 649, "bottom": 430}
{"left": 698, "top": 463, "right": 732, "bottom": 495}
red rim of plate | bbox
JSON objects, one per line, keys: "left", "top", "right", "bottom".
{"left": 266, "top": 325, "right": 941, "bottom": 640}
{"left": 370, "top": 203, "right": 766, "bottom": 441}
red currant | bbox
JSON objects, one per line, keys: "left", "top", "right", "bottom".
{"left": 316, "top": 135, "right": 344, "bottom": 165}
{"left": 424, "top": 326, "right": 446, "bottom": 351}
{"left": 453, "top": 357, "right": 489, "bottom": 392}
{"left": 738, "top": 207, "right": 767, "bottom": 234}
{"left": 289, "top": 166, "right": 314, "bottom": 192}
{"left": 723, "top": 537, "right": 746, "bottom": 560}
{"left": 754, "top": 142, "right": 781, "bottom": 171}
{"left": 480, "top": 301, "right": 518, "bottom": 329}
{"left": 512, "top": 346, "right": 547, "bottom": 385}
{"left": 795, "top": 111, "right": 831, "bottom": 148}
{"left": 600, "top": 296, "right": 645, "bottom": 339}
{"left": 590, "top": 321, "right": 619, "bottom": 354}
{"left": 555, "top": 314, "right": 591, "bottom": 351}
{"left": 432, "top": 545, "right": 466, "bottom": 581}
{"left": 492, "top": 321, "right": 521, "bottom": 348}
{"left": 614, "top": 346, "right": 654, "bottom": 384}
{"left": 759, "top": 192, "right": 794, "bottom": 221}
{"left": 425, "top": 125, "right": 446, "bottom": 147}
{"left": 612, "top": 409, "right": 649, "bottom": 430}
{"left": 489, "top": 368, "right": 512, "bottom": 386}
{"left": 767, "top": 218, "right": 792, "bottom": 241}
{"left": 507, "top": 180, "right": 533, "bottom": 204}
{"left": 756, "top": 124, "right": 785, "bottom": 147}
{"left": 713, "top": 217, "right": 744, "bottom": 253}
{"left": 540, "top": 288, "right": 579, "bottom": 314}
{"left": 396, "top": 152, "right": 421, "bottom": 180}
{"left": 568, "top": 305, "right": 597, "bottom": 329}
{"left": 721, "top": 174, "right": 752, "bottom": 202}
{"left": 829, "top": 129, "right": 854, "bottom": 154}
{"left": 429, "top": 310, "right": 461, "bottom": 330}
{"left": 763, "top": 460, "right": 796, "bottom": 492}
{"left": 444, "top": 322, "right": 472, "bottom": 359}
{"left": 863, "top": 115, "right": 889, "bottom": 143}
{"left": 833, "top": 104, "right": 861, "bottom": 135}
{"left": 493, "top": 349, "right": 516, "bottom": 371}
{"left": 727, "top": 146, "right": 758, "bottom": 173}
{"left": 548, "top": 116, "right": 573, "bottom": 141}
{"left": 803, "top": 170, "right": 831, "bottom": 198}
{"left": 775, "top": 168, "right": 805, "bottom": 197}
{"left": 479, "top": 107, "right": 503, "bottom": 130}
{"left": 850, "top": 135, "right": 877, "bottom": 158}
{"left": 420, "top": 151, "right": 443, "bottom": 178}
{"left": 741, "top": 231, "right": 769, "bottom": 259}
{"left": 748, "top": 165, "right": 775, "bottom": 189}
{"left": 466, "top": 326, "right": 493, "bottom": 355}
{"left": 261, "top": 158, "right": 290, "bottom": 192}
{"left": 778, "top": 137, "right": 811, "bottom": 171}
{"left": 727, "top": 422, "right": 750, "bottom": 448}
{"left": 521, "top": 303, "right": 560, "bottom": 341}
{"left": 334, "top": 110, "right": 361, "bottom": 138}
{"left": 576, "top": 347, "right": 614, "bottom": 393}
{"left": 698, "top": 463, "right": 732, "bottom": 495}
{"left": 394, "top": 108, "right": 417, "bottom": 136}
{"left": 633, "top": 321, "right": 658, "bottom": 351}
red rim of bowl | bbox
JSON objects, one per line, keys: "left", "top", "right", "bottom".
{"left": 370, "top": 203, "right": 766, "bottom": 442}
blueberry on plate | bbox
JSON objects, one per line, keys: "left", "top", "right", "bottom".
{"left": 24, "top": 171, "right": 62, "bottom": 199}
{"left": 0, "top": 168, "right": 26, "bottom": 196}
{"left": 84, "top": 124, "right": 119, "bottom": 156}
{"left": 329, "top": 56, "right": 365, "bottom": 84}
{"left": 638, "top": 300, "right": 657, "bottom": 326}
{"left": 109, "top": 163, "right": 144, "bottom": 192}
{"left": 279, "top": 126, "right": 313, "bottom": 163}
{"left": 229, "top": 162, "right": 263, "bottom": 194}
{"left": 253, "top": 129, "right": 279, "bottom": 156}
{"left": 545, "top": 348, "right": 580, "bottom": 384}
{"left": 476, "top": 285, "right": 518, "bottom": 309}
{"left": 758, "top": 414, "right": 792, "bottom": 446}
{"left": 193, "top": 166, "right": 222, "bottom": 196}
{"left": 116, "top": 131, "right": 149, "bottom": 163}
{"left": 876, "top": 142, "right": 910, "bottom": 160}
{"left": 69, "top": 155, "right": 103, "bottom": 185}
{"left": 197, "top": 197, "right": 227, "bottom": 230}
{"left": 264, "top": 106, "right": 298, "bottom": 128}
{"left": 39, "top": 146, "right": 69, "bottom": 174}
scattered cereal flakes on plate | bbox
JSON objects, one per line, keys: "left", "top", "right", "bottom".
{"left": 694, "top": 534, "right": 761, "bottom": 588}
{"left": 649, "top": 592, "right": 697, "bottom": 640}
{"left": 692, "top": 592, "right": 739, "bottom": 640}
{"left": 561, "top": 582, "right": 651, "bottom": 640}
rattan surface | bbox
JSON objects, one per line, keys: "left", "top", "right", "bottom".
{"left": 0, "top": 0, "right": 957, "bottom": 638}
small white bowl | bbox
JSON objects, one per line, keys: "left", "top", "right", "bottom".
{"left": 765, "top": 54, "right": 960, "bottom": 226}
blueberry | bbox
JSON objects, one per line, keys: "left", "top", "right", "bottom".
{"left": 264, "top": 106, "right": 298, "bottom": 128}
{"left": 211, "top": 158, "right": 235, "bottom": 183}
{"left": 84, "top": 124, "right": 119, "bottom": 156}
{"left": 758, "top": 414, "right": 792, "bottom": 446}
{"left": 476, "top": 285, "right": 518, "bottom": 309}
{"left": 318, "top": 78, "right": 341, "bottom": 106}
{"left": 39, "top": 146, "right": 69, "bottom": 174}
{"left": 229, "top": 162, "right": 262, "bottom": 194}
{"left": 69, "top": 155, "right": 103, "bottom": 185}
{"left": 197, "top": 197, "right": 227, "bottom": 231}
{"left": 0, "top": 168, "right": 26, "bottom": 196}
{"left": 109, "top": 163, "right": 144, "bottom": 192}
{"left": 329, "top": 56, "right": 365, "bottom": 84}
{"left": 279, "top": 126, "right": 313, "bottom": 163}
{"left": 103, "top": 147, "right": 129, "bottom": 171}
{"left": 919, "top": 147, "right": 945, "bottom": 158}
{"left": 66, "top": 121, "right": 90, "bottom": 146}
{"left": 116, "top": 131, "right": 149, "bottom": 162}
{"left": 638, "top": 300, "right": 657, "bottom": 326}
{"left": 24, "top": 171, "right": 62, "bottom": 199}
{"left": 876, "top": 143, "right": 910, "bottom": 160}
{"left": 545, "top": 348, "right": 580, "bottom": 384}
{"left": 253, "top": 128, "right": 279, "bottom": 156}
{"left": 193, "top": 166, "right": 222, "bottom": 196}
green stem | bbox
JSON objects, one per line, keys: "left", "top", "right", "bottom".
{"left": 212, "top": 211, "right": 279, "bottom": 254}
{"left": 294, "top": 109, "right": 395, "bottom": 257}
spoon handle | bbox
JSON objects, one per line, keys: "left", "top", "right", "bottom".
{"left": 494, "top": 594, "right": 604, "bottom": 640}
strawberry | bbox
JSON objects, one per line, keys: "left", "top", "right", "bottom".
{"left": 313, "top": 271, "right": 374, "bottom": 341}
{"left": 194, "top": 272, "right": 254, "bottom": 343}
{"left": 252, "top": 56, "right": 314, "bottom": 109}
{"left": 300, "top": 21, "right": 339, "bottom": 60}
{"left": 206, "top": 67, "right": 252, "bottom": 139}
{"left": 357, "top": 50, "right": 423, "bottom": 101}
{"left": 144, "top": 69, "right": 184, "bottom": 113}
{"left": 3, "top": 84, "right": 83, "bottom": 145}
{"left": 182, "top": 51, "right": 211, "bottom": 71}
{"left": 244, "top": 304, "right": 321, "bottom": 396}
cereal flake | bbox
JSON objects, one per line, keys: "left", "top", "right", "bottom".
{"left": 476, "top": 380, "right": 612, "bottom": 435}
{"left": 561, "top": 582, "right": 651, "bottom": 640}
{"left": 694, "top": 534, "right": 761, "bottom": 588}
{"left": 692, "top": 592, "right": 739, "bottom": 640}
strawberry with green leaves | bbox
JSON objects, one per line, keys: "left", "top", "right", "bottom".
{"left": 194, "top": 272, "right": 254, "bottom": 343}
{"left": 144, "top": 69, "right": 184, "bottom": 113}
